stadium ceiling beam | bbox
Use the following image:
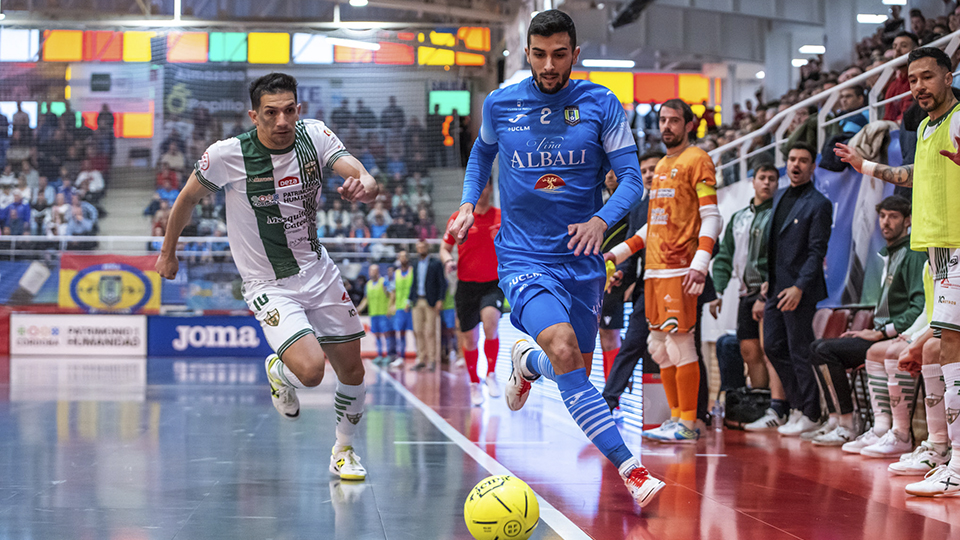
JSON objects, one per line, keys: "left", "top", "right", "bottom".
{"left": 362, "top": 0, "right": 512, "bottom": 23}
{"left": 0, "top": 13, "right": 478, "bottom": 30}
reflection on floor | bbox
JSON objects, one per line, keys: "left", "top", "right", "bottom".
{"left": 0, "top": 355, "right": 957, "bottom": 540}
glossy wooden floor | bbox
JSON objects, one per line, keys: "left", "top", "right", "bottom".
{"left": 1, "top": 354, "right": 958, "bottom": 539}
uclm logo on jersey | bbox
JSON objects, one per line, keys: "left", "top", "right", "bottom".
{"left": 534, "top": 174, "right": 566, "bottom": 191}
{"left": 172, "top": 325, "right": 261, "bottom": 351}
{"left": 278, "top": 176, "right": 300, "bottom": 188}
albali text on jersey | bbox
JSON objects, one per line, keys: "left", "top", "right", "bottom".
{"left": 460, "top": 78, "right": 643, "bottom": 263}
{"left": 195, "top": 119, "right": 349, "bottom": 282}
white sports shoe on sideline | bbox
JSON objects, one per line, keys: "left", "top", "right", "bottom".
{"left": 841, "top": 429, "right": 883, "bottom": 454}
{"left": 744, "top": 408, "right": 787, "bottom": 431}
{"left": 485, "top": 373, "right": 501, "bottom": 398}
{"left": 330, "top": 446, "right": 367, "bottom": 481}
{"left": 889, "top": 441, "right": 951, "bottom": 476}
{"left": 470, "top": 382, "right": 485, "bottom": 406}
{"left": 265, "top": 354, "right": 299, "bottom": 420}
{"left": 778, "top": 414, "right": 821, "bottom": 437}
{"left": 800, "top": 419, "right": 837, "bottom": 441}
{"left": 905, "top": 464, "right": 960, "bottom": 497}
{"left": 861, "top": 429, "right": 912, "bottom": 458}
{"left": 811, "top": 425, "right": 856, "bottom": 446}
{"left": 642, "top": 419, "right": 678, "bottom": 441}
{"left": 505, "top": 340, "right": 538, "bottom": 411}
{"left": 623, "top": 466, "right": 665, "bottom": 508}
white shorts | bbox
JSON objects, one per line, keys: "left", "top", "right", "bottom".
{"left": 930, "top": 247, "right": 960, "bottom": 333}
{"left": 242, "top": 254, "right": 364, "bottom": 357}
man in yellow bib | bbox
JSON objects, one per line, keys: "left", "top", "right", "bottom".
{"left": 836, "top": 46, "right": 960, "bottom": 498}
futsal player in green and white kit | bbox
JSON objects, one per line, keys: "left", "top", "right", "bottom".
{"left": 156, "top": 73, "right": 379, "bottom": 482}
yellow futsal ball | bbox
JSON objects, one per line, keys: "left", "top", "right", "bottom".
{"left": 464, "top": 475, "right": 540, "bottom": 540}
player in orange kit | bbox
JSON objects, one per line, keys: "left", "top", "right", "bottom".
{"left": 605, "top": 98, "right": 721, "bottom": 444}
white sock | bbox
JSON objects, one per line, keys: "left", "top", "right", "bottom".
{"left": 271, "top": 358, "right": 306, "bottom": 388}
{"left": 334, "top": 381, "right": 366, "bottom": 450}
{"left": 921, "top": 363, "right": 949, "bottom": 448}
{"left": 865, "top": 360, "right": 891, "bottom": 434}
{"left": 941, "top": 363, "right": 960, "bottom": 474}
{"left": 618, "top": 456, "right": 640, "bottom": 480}
{"left": 885, "top": 359, "right": 916, "bottom": 437}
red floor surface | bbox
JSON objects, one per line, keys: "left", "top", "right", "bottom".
{"left": 391, "top": 363, "right": 960, "bottom": 540}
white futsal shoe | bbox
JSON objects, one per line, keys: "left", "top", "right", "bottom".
{"left": 905, "top": 464, "right": 960, "bottom": 497}
{"left": 841, "top": 429, "right": 884, "bottom": 454}
{"left": 889, "top": 442, "right": 951, "bottom": 476}
{"left": 470, "top": 383, "right": 485, "bottom": 406}
{"left": 265, "top": 354, "right": 300, "bottom": 420}
{"left": 485, "top": 373, "right": 501, "bottom": 398}
{"left": 505, "top": 340, "right": 538, "bottom": 411}
{"left": 330, "top": 446, "right": 367, "bottom": 481}
{"left": 621, "top": 463, "right": 665, "bottom": 508}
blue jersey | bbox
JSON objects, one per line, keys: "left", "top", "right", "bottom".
{"left": 461, "top": 78, "right": 643, "bottom": 264}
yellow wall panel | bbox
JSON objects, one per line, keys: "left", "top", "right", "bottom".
{"left": 123, "top": 31, "right": 156, "bottom": 62}
{"left": 418, "top": 46, "right": 455, "bottom": 66}
{"left": 248, "top": 33, "right": 290, "bottom": 64}
{"left": 429, "top": 32, "right": 456, "bottom": 47}
{"left": 122, "top": 111, "right": 154, "bottom": 138}
{"left": 43, "top": 30, "right": 83, "bottom": 62}
{"left": 455, "top": 52, "right": 485, "bottom": 66}
{"left": 678, "top": 74, "right": 710, "bottom": 104}
{"left": 588, "top": 71, "right": 634, "bottom": 105}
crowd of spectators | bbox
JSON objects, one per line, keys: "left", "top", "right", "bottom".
{"left": 0, "top": 102, "right": 112, "bottom": 245}
{"left": 146, "top": 96, "right": 450, "bottom": 260}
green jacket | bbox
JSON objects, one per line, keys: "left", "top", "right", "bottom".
{"left": 874, "top": 235, "right": 927, "bottom": 335}
{"left": 712, "top": 198, "right": 773, "bottom": 297}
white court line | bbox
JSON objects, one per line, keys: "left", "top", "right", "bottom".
{"left": 380, "top": 370, "right": 593, "bottom": 540}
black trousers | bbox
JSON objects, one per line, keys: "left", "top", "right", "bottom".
{"left": 763, "top": 298, "right": 820, "bottom": 420}
{"left": 716, "top": 333, "right": 747, "bottom": 391}
{"left": 602, "top": 295, "right": 650, "bottom": 411}
{"left": 809, "top": 337, "right": 875, "bottom": 415}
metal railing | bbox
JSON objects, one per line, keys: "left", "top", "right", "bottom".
{"left": 709, "top": 29, "right": 960, "bottom": 185}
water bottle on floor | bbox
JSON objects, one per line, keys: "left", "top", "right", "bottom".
{"left": 711, "top": 399, "right": 724, "bottom": 431}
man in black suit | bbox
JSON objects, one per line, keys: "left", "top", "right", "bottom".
{"left": 760, "top": 141, "right": 833, "bottom": 437}
{"left": 602, "top": 151, "right": 662, "bottom": 413}
{"left": 410, "top": 239, "right": 447, "bottom": 370}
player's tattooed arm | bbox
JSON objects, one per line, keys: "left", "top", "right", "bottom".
{"left": 874, "top": 163, "right": 914, "bottom": 186}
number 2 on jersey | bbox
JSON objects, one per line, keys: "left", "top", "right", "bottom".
{"left": 540, "top": 107, "right": 551, "bottom": 124}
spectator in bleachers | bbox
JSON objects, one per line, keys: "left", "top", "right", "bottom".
{"left": 44, "top": 193, "right": 70, "bottom": 236}
{"left": 156, "top": 162, "right": 179, "bottom": 189}
{"left": 71, "top": 193, "right": 97, "bottom": 223}
{"left": 381, "top": 96, "right": 406, "bottom": 131}
{"left": 6, "top": 129, "right": 31, "bottom": 166}
{"left": 57, "top": 176, "right": 75, "bottom": 203}
{"left": 188, "top": 131, "right": 207, "bottom": 165}
{"left": 13, "top": 176, "right": 31, "bottom": 203}
{"left": 159, "top": 141, "right": 187, "bottom": 174}
{"left": 709, "top": 164, "right": 788, "bottom": 429}
{"left": 408, "top": 150, "right": 429, "bottom": 177}
{"left": 385, "top": 149, "right": 407, "bottom": 179}
{"left": 3, "top": 206, "right": 25, "bottom": 236}
{"left": 32, "top": 176, "right": 54, "bottom": 206}
{"left": 12, "top": 102, "right": 28, "bottom": 131}
{"left": 65, "top": 203, "right": 95, "bottom": 236}
{"left": 20, "top": 160, "right": 39, "bottom": 193}
{"left": 1, "top": 189, "right": 30, "bottom": 227}
{"left": 409, "top": 184, "right": 432, "bottom": 210}
{"left": 414, "top": 207, "right": 438, "bottom": 240}
{"left": 326, "top": 199, "right": 351, "bottom": 235}
{"left": 808, "top": 196, "right": 926, "bottom": 447}
{"left": 1, "top": 182, "right": 15, "bottom": 210}
{"left": 838, "top": 65, "right": 864, "bottom": 83}
{"left": 356, "top": 146, "right": 381, "bottom": 177}
{"left": 426, "top": 104, "right": 446, "bottom": 167}
{"left": 761, "top": 142, "right": 833, "bottom": 438}
{"left": 30, "top": 191, "right": 49, "bottom": 235}
{"left": 387, "top": 213, "right": 415, "bottom": 241}
{"left": 61, "top": 146, "right": 82, "bottom": 182}
{"left": 837, "top": 85, "right": 870, "bottom": 134}
{"left": 156, "top": 177, "right": 180, "bottom": 206}
{"left": 0, "top": 164, "right": 15, "bottom": 188}
{"left": 405, "top": 116, "right": 426, "bottom": 149}
{"left": 884, "top": 32, "right": 919, "bottom": 122}
{"left": 76, "top": 161, "right": 105, "bottom": 203}
{"left": 349, "top": 214, "right": 371, "bottom": 251}
{"left": 354, "top": 99, "right": 377, "bottom": 130}
{"left": 330, "top": 98, "right": 353, "bottom": 132}
{"left": 391, "top": 184, "right": 409, "bottom": 209}
{"left": 910, "top": 9, "right": 933, "bottom": 43}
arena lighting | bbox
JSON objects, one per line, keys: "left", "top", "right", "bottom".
{"left": 756, "top": 70, "right": 765, "bottom": 79}
{"left": 326, "top": 37, "right": 380, "bottom": 50}
{"left": 502, "top": 49, "right": 510, "bottom": 56}
{"left": 581, "top": 59, "right": 635, "bottom": 68}
{"left": 611, "top": 0, "right": 656, "bottom": 30}
{"left": 882, "top": 0, "right": 906, "bottom": 5}
{"left": 792, "top": 58, "right": 809, "bottom": 67}
{"left": 858, "top": 14, "right": 888, "bottom": 24}
{"left": 799, "top": 45, "right": 825, "bottom": 55}
{"left": 349, "top": 0, "right": 369, "bottom": 6}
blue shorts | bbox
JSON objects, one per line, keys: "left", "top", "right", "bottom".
{"left": 442, "top": 308, "right": 456, "bottom": 329}
{"left": 370, "top": 314, "right": 391, "bottom": 334}
{"left": 393, "top": 309, "right": 413, "bottom": 332}
{"left": 498, "top": 255, "right": 604, "bottom": 354}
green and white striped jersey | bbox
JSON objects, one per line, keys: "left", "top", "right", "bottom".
{"left": 195, "top": 119, "right": 350, "bottom": 281}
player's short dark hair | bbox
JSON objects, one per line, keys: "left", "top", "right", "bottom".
{"left": 908, "top": 46, "right": 952, "bottom": 72}
{"left": 638, "top": 150, "right": 665, "bottom": 163}
{"left": 659, "top": 98, "right": 696, "bottom": 126}
{"left": 527, "top": 10, "right": 577, "bottom": 49}
{"left": 896, "top": 31, "right": 920, "bottom": 48}
{"left": 249, "top": 72, "right": 298, "bottom": 110}
{"left": 876, "top": 195, "right": 911, "bottom": 217}
{"left": 787, "top": 141, "right": 816, "bottom": 161}
{"left": 754, "top": 163, "right": 779, "bottom": 178}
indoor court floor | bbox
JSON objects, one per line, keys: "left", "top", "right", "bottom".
{"left": 1, "top": 355, "right": 958, "bottom": 539}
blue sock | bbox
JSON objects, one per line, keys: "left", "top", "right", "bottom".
{"left": 386, "top": 334, "right": 396, "bottom": 356}
{"left": 376, "top": 336, "right": 384, "bottom": 356}
{"left": 557, "top": 368, "right": 633, "bottom": 469}
{"left": 525, "top": 349, "right": 556, "bottom": 381}
{"left": 397, "top": 333, "right": 406, "bottom": 358}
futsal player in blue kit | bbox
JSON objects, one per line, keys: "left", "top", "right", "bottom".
{"left": 449, "top": 10, "right": 665, "bottom": 507}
